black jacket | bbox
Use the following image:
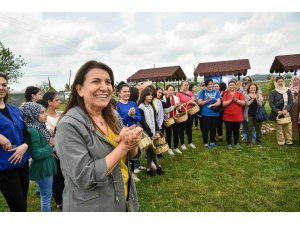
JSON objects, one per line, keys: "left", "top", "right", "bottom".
{"left": 269, "top": 89, "right": 292, "bottom": 121}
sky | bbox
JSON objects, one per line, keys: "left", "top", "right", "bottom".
{"left": 1, "top": 12, "right": 300, "bottom": 91}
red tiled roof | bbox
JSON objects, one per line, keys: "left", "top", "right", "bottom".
{"left": 127, "top": 66, "right": 186, "bottom": 82}
{"left": 270, "top": 54, "right": 300, "bottom": 73}
{"left": 194, "top": 59, "right": 251, "bottom": 76}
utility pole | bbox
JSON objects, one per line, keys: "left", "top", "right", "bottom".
{"left": 68, "top": 69, "right": 71, "bottom": 88}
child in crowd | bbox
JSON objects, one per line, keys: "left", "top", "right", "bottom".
{"left": 138, "top": 87, "right": 164, "bottom": 176}
{"left": 20, "top": 102, "right": 57, "bottom": 212}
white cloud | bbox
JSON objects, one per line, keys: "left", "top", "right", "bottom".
{"left": 1, "top": 12, "right": 299, "bottom": 92}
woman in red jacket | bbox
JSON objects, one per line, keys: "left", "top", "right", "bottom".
{"left": 222, "top": 80, "right": 245, "bottom": 149}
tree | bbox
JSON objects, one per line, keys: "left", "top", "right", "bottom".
{"left": 37, "top": 81, "right": 57, "bottom": 93}
{"left": 268, "top": 77, "right": 276, "bottom": 92}
{"left": 0, "top": 41, "right": 26, "bottom": 83}
{"left": 64, "top": 83, "right": 71, "bottom": 91}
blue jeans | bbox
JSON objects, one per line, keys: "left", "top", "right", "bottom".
{"left": 36, "top": 176, "right": 53, "bottom": 212}
{"left": 242, "top": 120, "right": 256, "bottom": 142}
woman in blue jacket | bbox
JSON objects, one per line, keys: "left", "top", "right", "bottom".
{"left": 0, "top": 72, "right": 30, "bottom": 212}
{"left": 117, "top": 82, "right": 141, "bottom": 127}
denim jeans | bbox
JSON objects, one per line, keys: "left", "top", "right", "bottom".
{"left": 242, "top": 120, "right": 256, "bottom": 142}
{"left": 37, "top": 176, "right": 53, "bottom": 212}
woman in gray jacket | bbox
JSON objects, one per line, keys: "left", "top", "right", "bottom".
{"left": 54, "top": 60, "right": 143, "bottom": 212}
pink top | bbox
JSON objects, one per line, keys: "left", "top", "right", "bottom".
{"left": 176, "top": 91, "right": 194, "bottom": 112}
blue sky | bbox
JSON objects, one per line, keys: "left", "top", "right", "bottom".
{"left": 1, "top": 12, "right": 299, "bottom": 91}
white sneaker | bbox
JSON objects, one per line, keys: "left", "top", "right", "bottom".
{"left": 133, "top": 168, "right": 141, "bottom": 174}
{"left": 181, "top": 144, "right": 187, "bottom": 151}
{"left": 173, "top": 148, "right": 182, "bottom": 154}
{"left": 131, "top": 173, "right": 140, "bottom": 182}
{"left": 168, "top": 149, "right": 175, "bottom": 155}
{"left": 189, "top": 143, "right": 196, "bottom": 149}
{"left": 138, "top": 166, "right": 146, "bottom": 170}
{"left": 151, "top": 162, "right": 157, "bottom": 170}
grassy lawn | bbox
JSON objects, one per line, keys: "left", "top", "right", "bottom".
{"left": 1, "top": 123, "right": 299, "bottom": 212}
{"left": 1, "top": 100, "right": 299, "bottom": 212}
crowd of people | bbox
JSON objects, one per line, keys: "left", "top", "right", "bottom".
{"left": 0, "top": 62, "right": 300, "bottom": 212}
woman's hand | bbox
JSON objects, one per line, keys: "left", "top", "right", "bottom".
{"left": 117, "top": 125, "right": 143, "bottom": 151}
{"left": 278, "top": 111, "right": 283, "bottom": 115}
{"left": 7, "top": 144, "right": 28, "bottom": 164}
{"left": 49, "top": 126, "right": 55, "bottom": 137}
{"left": 128, "top": 107, "right": 136, "bottom": 117}
{"left": 0, "top": 134, "right": 12, "bottom": 151}
{"left": 49, "top": 137, "right": 54, "bottom": 147}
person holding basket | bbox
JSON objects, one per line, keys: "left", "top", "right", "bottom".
{"left": 269, "top": 76, "right": 293, "bottom": 146}
{"left": 176, "top": 81, "right": 197, "bottom": 150}
{"left": 138, "top": 87, "right": 165, "bottom": 176}
{"left": 162, "top": 84, "right": 182, "bottom": 155}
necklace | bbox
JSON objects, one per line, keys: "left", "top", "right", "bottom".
{"left": 93, "top": 117, "right": 105, "bottom": 126}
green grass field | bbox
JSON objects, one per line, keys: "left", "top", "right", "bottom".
{"left": 1, "top": 99, "right": 299, "bottom": 212}
{"left": 1, "top": 122, "right": 299, "bottom": 212}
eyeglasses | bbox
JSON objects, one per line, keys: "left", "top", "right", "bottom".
{"left": 244, "top": 79, "right": 251, "bottom": 82}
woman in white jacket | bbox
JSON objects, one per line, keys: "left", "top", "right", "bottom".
{"left": 162, "top": 85, "right": 182, "bottom": 155}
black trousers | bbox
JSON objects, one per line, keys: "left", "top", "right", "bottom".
{"left": 178, "top": 115, "right": 195, "bottom": 145}
{"left": 53, "top": 156, "right": 64, "bottom": 206}
{"left": 216, "top": 114, "right": 223, "bottom": 137}
{"left": 0, "top": 161, "right": 29, "bottom": 212}
{"left": 224, "top": 121, "right": 242, "bottom": 145}
{"left": 165, "top": 122, "right": 179, "bottom": 149}
{"left": 194, "top": 115, "right": 200, "bottom": 128}
{"left": 146, "top": 147, "right": 159, "bottom": 169}
{"left": 202, "top": 116, "right": 218, "bottom": 144}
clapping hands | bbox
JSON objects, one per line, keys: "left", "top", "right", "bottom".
{"left": 116, "top": 125, "right": 143, "bottom": 151}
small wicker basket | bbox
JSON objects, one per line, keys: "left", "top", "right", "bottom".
{"left": 174, "top": 112, "right": 188, "bottom": 123}
{"left": 276, "top": 115, "right": 291, "bottom": 125}
{"left": 174, "top": 105, "right": 188, "bottom": 123}
{"left": 139, "top": 133, "right": 153, "bottom": 151}
{"left": 153, "top": 136, "right": 166, "bottom": 146}
{"left": 164, "top": 117, "right": 175, "bottom": 128}
{"left": 153, "top": 143, "right": 169, "bottom": 155}
{"left": 188, "top": 103, "right": 200, "bottom": 116}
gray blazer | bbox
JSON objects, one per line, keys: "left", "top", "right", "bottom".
{"left": 54, "top": 106, "right": 140, "bottom": 212}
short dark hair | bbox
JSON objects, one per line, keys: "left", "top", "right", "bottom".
{"left": 276, "top": 76, "right": 284, "bottom": 82}
{"left": 129, "top": 86, "right": 139, "bottom": 103}
{"left": 25, "top": 86, "right": 40, "bottom": 102}
{"left": 219, "top": 82, "right": 227, "bottom": 91}
{"left": 166, "top": 84, "right": 175, "bottom": 91}
{"left": 228, "top": 80, "right": 237, "bottom": 85}
{"left": 0, "top": 72, "right": 8, "bottom": 103}
{"left": 116, "top": 81, "right": 129, "bottom": 93}
{"left": 42, "top": 91, "right": 58, "bottom": 108}
{"left": 205, "top": 79, "right": 213, "bottom": 87}
{"left": 189, "top": 83, "right": 195, "bottom": 91}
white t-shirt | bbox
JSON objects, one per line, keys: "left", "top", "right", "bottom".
{"left": 46, "top": 111, "right": 61, "bottom": 130}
